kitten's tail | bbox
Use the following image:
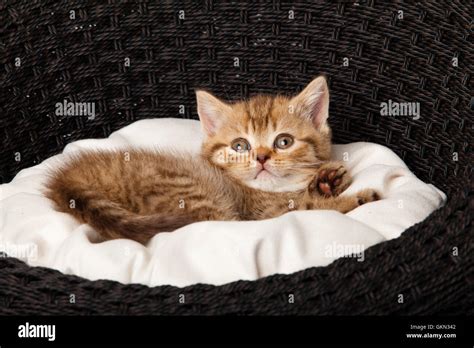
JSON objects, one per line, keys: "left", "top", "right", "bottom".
{"left": 46, "top": 188, "right": 195, "bottom": 244}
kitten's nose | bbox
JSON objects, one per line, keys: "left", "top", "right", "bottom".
{"left": 257, "top": 154, "right": 270, "bottom": 164}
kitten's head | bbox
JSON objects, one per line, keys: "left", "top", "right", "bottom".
{"left": 198, "top": 76, "right": 332, "bottom": 192}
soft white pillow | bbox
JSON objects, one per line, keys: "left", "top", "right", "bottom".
{"left": 0, "top": 118, "right": 446, "bottom": 287}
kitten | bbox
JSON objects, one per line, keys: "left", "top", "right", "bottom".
{"left": 44, "top": 76, "right": 380, "bottom": 244}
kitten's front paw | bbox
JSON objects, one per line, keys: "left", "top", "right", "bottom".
{"left": 356, "top": 189, "right": 381, "bottom": 206}
{"left": 308, "top": 162, "right": 352, "bottom": 197}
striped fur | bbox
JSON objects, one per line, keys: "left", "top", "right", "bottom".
{"left": 45, "top": 76, "right": 380, "bottom": 244}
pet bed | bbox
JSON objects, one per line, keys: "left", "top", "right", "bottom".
{"left": 0, "top": 118, "right": 446, "bottom": 287}
{"left": 0, "top": 1, "right": 472, "bottom": 314}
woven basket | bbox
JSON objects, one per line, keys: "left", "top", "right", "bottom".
{"left": 0, "top": 1, "right": 472, "bottom": 315}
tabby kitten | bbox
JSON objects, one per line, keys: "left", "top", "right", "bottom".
{"left": 45, "top": 76, "right": 380, "bottom": 244}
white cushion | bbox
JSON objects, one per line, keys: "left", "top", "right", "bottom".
{"left": 0, "top": 118, "right": 446, "bottom": 287}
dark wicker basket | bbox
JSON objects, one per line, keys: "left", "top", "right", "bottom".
{"left": 0, "top": 0, "right": 472, "bottom": 315}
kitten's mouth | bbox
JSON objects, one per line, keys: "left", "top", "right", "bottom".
{"left": 254, "top": 168, "right": 275, "bottom": 180}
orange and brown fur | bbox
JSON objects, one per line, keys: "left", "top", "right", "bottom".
{"left": 45, "top": 76, "right": 380, "bottom": 244}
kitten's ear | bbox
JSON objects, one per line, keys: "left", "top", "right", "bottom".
{"left": 196, "top": 90, "right": 232, "bottom": 137}
{"left": 289, "top": 76, "right": 330, "bottom": 133}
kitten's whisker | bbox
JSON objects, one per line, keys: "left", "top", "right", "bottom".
{"left": 276, "top": 162, "right": 324, "bottom": 170}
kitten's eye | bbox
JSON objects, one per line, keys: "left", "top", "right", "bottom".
{"left": 274, "top": 134, "right": 294, "bottom": 149}
{"left": 231, "top": 138, "right": 251, "bottom": 152}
